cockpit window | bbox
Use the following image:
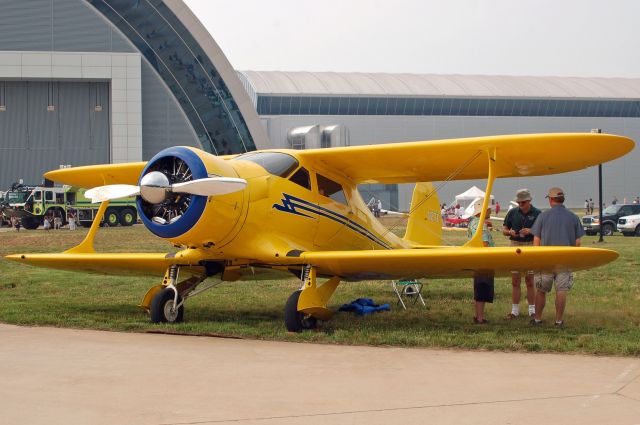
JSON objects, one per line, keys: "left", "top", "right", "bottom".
{"left": 317, "top": 174, "right": 347, "bottom": 205}
{"left": 232, "top": 152, "right": 299, "bottom": 178}
{"left": 289, "top": 167, "right": 311, "bottom": 190}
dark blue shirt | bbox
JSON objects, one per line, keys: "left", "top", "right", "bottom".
{"left": 504, "top": 205, "right": 541, "bottom": 242}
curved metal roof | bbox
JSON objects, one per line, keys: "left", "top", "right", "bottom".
{"left": 239, "top": 70, "right": 640, "bottom": 100}
{"left": 87, "top": 0, "right": 271, "bottom": 152}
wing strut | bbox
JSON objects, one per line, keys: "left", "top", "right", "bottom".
{"left": 65, "top": 201, "right": 110, "bottom": 254}
{"left": 464, "top": 148, "right": 497, "bottom": 248}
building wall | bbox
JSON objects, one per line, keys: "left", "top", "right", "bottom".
{"left": 262, "top": 114, "right": 639, "bottom": 209}
{"left": 140, "top": 62, "right": 200, "bottom": 158}
{"left": 88, "top": 0, "right": 267, "bottom": 154}
{"left": 0, "top": 0, "right": 200, "bottom": 188}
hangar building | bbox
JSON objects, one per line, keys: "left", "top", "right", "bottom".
{"left": 238, "top": 71, "right": 640, "bottom": 209}
{"left": 0, "top": 0, "right": 269, "bottom": 189}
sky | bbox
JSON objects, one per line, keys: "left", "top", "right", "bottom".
{"left": 183, "top": 0, "right": 640, "bottom": 78}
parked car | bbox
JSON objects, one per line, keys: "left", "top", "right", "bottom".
{"left": 582, "top": 204, "right": 640, "bottom": 236}
{"left": 617, "top": 213, "right": 640, "bottom": 236}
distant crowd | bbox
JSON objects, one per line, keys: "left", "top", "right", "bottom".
{"left": 6, "top": 209, "right": 77, "bottom": 232}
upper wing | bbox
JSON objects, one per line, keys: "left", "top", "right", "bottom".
{"left": 44, "top": 162, "right": 147, "bottom": 188}
{"left": 295, "top": 133, "right": 634, "bottom": 183}
{"left": 279, "top": 246, "right": 618, "bottom": 280}
{"left": 41, "top": 133, "right": 634, "bottom": 187}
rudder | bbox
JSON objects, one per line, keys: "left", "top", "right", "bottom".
{"left": 403, "top": 182, "right": 442, "bottom": 245}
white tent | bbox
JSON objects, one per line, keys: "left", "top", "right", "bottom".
{"left": 454, "top": 186, "right": 494, "bottom": 209}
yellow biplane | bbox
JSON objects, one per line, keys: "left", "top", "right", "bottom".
{"left": 6, "top": 133, "right": 634, "bottom": 331}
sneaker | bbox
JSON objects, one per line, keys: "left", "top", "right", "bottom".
{"left": 554, "top": 321, "right": 564, "bottom": 328}
{"left": 529, "top": 319, "right": 544, "bottom": 327}
{"left": 473, "top": 317, "right": 488, "bottom": 324}
{"left": 506, "top": 313, "right": 519, "bottom": 320}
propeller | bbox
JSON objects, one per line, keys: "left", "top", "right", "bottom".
{"left": 85, "top": 171, "right": 247, "bottom": 204}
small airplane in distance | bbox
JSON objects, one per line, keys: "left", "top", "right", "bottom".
{"left": 6, "top": 133, "right": 634, "bottom": 331}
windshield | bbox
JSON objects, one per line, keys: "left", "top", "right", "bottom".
{"left": 231, "top": 152, "right": 299, "bottom": 178}
{"left": 6, "top": 191, "right": 30, "bottom": 204}
{"left": 602, "top": 205, "right": 620, "bottom": 215}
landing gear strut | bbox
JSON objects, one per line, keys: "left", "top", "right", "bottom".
{"left": 284, "top": 265, "right": 341, "bottom": 332}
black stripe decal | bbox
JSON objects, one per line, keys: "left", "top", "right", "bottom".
{"left": 273, "top": 193, "right": 392, "bottom": 249}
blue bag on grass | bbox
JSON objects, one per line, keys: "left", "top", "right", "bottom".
{"left": 339, "top": 298, "right": 390, "bottom": 315}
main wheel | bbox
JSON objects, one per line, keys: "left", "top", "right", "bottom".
{"left": 119, "top": 208, "right": 137, "bottom": 226}
{"left": 150, "top": 287, "right": 184, "bottom": 323}
{"left": 284, "top": 290, "right": 317, "bottom": 332}
{"left": 104, "top": 208, "right": 120, "bottom": 227}
{"left": 602, "top": 223, "right": 614, "bottom": 236}
{"left": 635, "top": 225, "right": 640, "bottom": 237}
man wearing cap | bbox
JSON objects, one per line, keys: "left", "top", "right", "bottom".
{"left": 530, "top": 187, "right": 585, "bottom": 327}
{"left": 502, "top": 189, "right": 541, "bottom": 319}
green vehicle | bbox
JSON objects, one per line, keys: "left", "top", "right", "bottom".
{"left": 1, "top": 183, "right": 138, "bottom": 229}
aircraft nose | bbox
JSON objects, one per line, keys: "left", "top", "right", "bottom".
{"left": 140, "top": 171, "right": 170, "bottom": 204}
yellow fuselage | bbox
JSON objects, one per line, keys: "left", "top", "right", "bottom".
{"left": 167, "top": 148, "right": 408, "bottom": 262}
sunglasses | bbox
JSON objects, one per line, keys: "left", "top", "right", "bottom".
{"left": 517, "top": 200, "right": 530, "bottom": 204}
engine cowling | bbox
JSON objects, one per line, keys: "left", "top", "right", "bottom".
{"left": 137, "top": 146, "right": 246, "bottom": 248}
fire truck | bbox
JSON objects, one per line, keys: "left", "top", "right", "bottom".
{"left": 1, "top": 182, "right": 137, "bottom": 229}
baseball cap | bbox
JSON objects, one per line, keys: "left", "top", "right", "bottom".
{"left": 545, "top": 187, "right": 565, "bottom": 198}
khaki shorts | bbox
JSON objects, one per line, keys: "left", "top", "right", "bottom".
{"left": 534, "top": 271, "right": 574, "bottom": 293}
{"left": 510, "top": 240, "right": 534, "bottom": 275}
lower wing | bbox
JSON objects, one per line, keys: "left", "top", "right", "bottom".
{"left": 6, "top": 246, "right": 618, "bottom": 281}
{"left": 5, "top": 252, "right": 179, "bottom": 276}
{"left": 279, "top": 246, "right": 618, "bottom": 280}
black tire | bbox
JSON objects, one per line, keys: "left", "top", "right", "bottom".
{"left": 635, "top": 226, "right": 640, "bottom": 237}
{"left": 623, "top": 232, "right": 634, "bottom": 237}
{"left": 150, "top": 287, "right": 184, "bottom": 323}
{"left": 104, "top": 208, "right": 120, "bottom": 227}
{"left": 284, "top": 290, "right": 318, "bottom": 332}
{"left": 21, "top": 216, "right": 41, "bottom": 230}
{"left": 119, "top": 208, "right": 136, "bottom": 226}
{"left": 602, "top": 223, "right": 614, "bottom": 236}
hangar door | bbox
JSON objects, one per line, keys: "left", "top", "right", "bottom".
{"left": 0, "top": 81, "right": 110, "bottom": 188}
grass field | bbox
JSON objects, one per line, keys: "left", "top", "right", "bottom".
{"left": 1, "top": 220, "right": 639, "bottom": 356}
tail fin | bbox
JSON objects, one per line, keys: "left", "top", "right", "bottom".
{"left": 403, "top": 182, "right": 442, "bottom": 245}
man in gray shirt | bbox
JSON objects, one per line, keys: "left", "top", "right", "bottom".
{"left": 530, "top": 187, "right": 585, "bottom": 327}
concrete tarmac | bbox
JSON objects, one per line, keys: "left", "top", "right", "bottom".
{"left": 1, "top": 323, "right": 639, "bottom": 425}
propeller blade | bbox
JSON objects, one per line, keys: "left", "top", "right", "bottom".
{"left": 171, "top": 177, "right": 247, "bottom": 197}
{"left": 85, "top": 184, "right": 140, "bottom": 203}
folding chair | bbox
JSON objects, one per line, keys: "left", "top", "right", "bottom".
{"left": 392, "top": 279, "right": 426, "bottom": 309}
